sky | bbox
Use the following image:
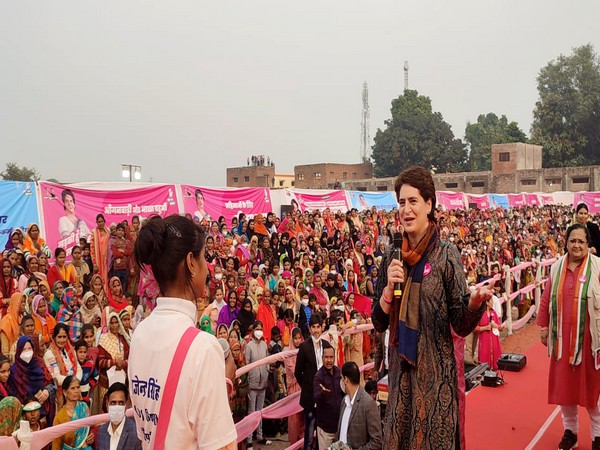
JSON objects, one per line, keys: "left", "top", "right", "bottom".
{"left": 1, "top": 1, "right": 599, "bottom": 186}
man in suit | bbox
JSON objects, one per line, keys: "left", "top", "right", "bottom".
{"left": 294, "top": 313, "right": 332, "bottom": 450}
{"left": 336, "top": 362, "right": 382, "bottom": 450}
{"left": 97, "top": 382, "right": 142, "bottom": 450}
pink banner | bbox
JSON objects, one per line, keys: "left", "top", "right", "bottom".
{"left": 507, "top": 193, "right": 525, "bottom": 207}
{"left": 39, "top": 182, "right": 180, "bottom": 257}
{"left": 466, "top": 194, "right": 489, "bottom": 209}
{"left": 286, "top": 189, "right": 349, "bottom": 212}
{"left": 524, "top": 193, "right": 540, "bottom": 206}
{"left": 539, "top": 194, "right": 554, "bottom": 206}
{"left": 181, "top": 185, "right": 272, "bottom": 224}
{"left": 573, "top": 192, "right": 600, "bottom": 214}
{"left": 436, "top": 191, "right": 465, "bottom": 210}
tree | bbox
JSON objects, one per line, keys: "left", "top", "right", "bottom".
{"left": 371, "top": 90, "right": 467, "bottom": 177}
{"left": 465, "top": 113, "right": 528, "bottom": 171}
{"left": 531, "top": 44, "right": 600, "bottom": 168}
{"left": 1, "top": 162, "right": 40, "bottom": 182}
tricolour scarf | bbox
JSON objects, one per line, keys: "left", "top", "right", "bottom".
{"left": 548, "top": 252, "right": 592, "bottom": 365}
{"left": 396, "top": 222, "right": 438, "bottom": 366}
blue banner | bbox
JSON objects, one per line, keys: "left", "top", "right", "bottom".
{"left": 348, "top": 191, "right": 398, "bottom": 211}
{"left": 0, "top": 181, "right": 39, "bottom": 245}
{"left": 488, "top": 194, "right": 509, "bottom": 209}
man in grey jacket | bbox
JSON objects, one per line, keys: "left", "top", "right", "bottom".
{"left": 335, "top": 362, "right": 382, "bottom": 450}
{"left": 244, "top": 320, "right": 272, "bottom": 449}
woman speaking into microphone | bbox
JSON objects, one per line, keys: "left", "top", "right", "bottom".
{"left": 372, "top": 166, "right": 494, "bottom": 450}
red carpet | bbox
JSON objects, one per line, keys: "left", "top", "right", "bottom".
{"left": 466, "top": 343, "right": 593, "bottom": 449}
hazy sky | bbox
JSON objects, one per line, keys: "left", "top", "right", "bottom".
{"left": 1, "top": 1, "right": 599, "bottom": 186}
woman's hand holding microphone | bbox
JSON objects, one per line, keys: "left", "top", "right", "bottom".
{"left": 380, "top": 259, "right": 405, "bottom": 313}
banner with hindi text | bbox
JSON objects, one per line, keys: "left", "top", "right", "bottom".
{"left": 38, "top": 182, "right": 179, "bottom": 257}
{"left": 181, "top": 185, "right": 273, "bottom": 224}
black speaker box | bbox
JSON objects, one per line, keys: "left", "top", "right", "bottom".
{"left": 497, "top": 353, "right": 527, "bottom": 372}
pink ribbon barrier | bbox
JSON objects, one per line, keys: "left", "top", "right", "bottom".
{"left": 540, "top": 257, "right": 557, "bottom": 267}
{"left": 510, "top": 305, "right": 537, "bottom": 331}
{"left": 13, "top": 409, "right": 134, "bottom": 450}
{"left": 0, "top": 436, "right": 19, "bottom": 450}
{"left": 509, "top": 282, "right": 536, "bottom": 301}
{"left": 509, "top": 261, "right": 535, "bottom": 273}
{"left": 235, "top": 362, "right": 374, "bottom": 443}
{"left": 474, "top": 273, "right": 501, "bottom": 289}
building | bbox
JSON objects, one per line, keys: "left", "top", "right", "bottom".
{"left": 344, "top": 143, "right": 600, "bottom": 193}
{"left": 227, "top": 164, "right": 275, "bottom": 188}
{"left": 274, "top": 173, "right": 295, "bottom": 189}
{"left": 294, "top": 162, "right": 373, "bottom": 189}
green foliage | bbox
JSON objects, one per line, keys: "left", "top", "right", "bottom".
{"left": 465, "top": 113, "right": 527, "bottom": 171}
{"left": 531, "top": 44, "right": 600, "bottom": 167}
{"left": 371, "top": 90, "right": 468, "bottom": 177}
{"left": 1, "top": 162, "right": 40, "bottom": 182}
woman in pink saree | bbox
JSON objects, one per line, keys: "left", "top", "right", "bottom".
{"left": 284, "top": 327, "right": 304, "bottom": 444}
{"left": 475, "top": 298, "right": 503, "bottom": 370}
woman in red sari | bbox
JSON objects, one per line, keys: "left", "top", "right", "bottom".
{"left": 0, "top": 259, "right": 17, "bottom": 317}
{"left": 475, "top": 298, "right": 503, "bottom": 370}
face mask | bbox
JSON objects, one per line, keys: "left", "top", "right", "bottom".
{"left": 251, "top": 272, "right": 259, "bottom": 279}
{"left": 20, "top": 350, "right": 34, "bottom": 364}
{"left": 254, "top": 330, "right": 263, "bottom": 340}
{"left": 214, "top": 273, "right": 223, "bottom": 281}
{"left": 108, "top": 405, "right": 126, "bottom": 425}
{"left": 301, "top": 299, "right": 309, "bottom": 307}
{"left": 340, "top": 379, "right": 346, "bottom": 394}
{"left": 335, "top": 305, "right": 345, "bottom": 311}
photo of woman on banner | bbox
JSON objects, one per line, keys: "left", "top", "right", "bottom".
{"left": 193, "top": 188, "right": 210, "bottom": 222}
{"left": 58, "top": 189, "right": 91, "bottom": 240}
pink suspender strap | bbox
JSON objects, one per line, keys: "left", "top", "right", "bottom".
{"left": 153, "top": 326, "right": 199, "bottom": 450}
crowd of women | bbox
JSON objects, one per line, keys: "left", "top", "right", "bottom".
{"left": 0, "top": 195, "right": 598, "bottom": 448}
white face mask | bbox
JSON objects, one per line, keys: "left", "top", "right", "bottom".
{"left": 340, "top": 378, "right": 346, "bottom": 394}
{"left": 20, "top": 350, "right": 34, "bottom": 364}
{"left": 301, "top": 299, "right": 309, "bottom": 307}
{"left": 335, "top": 305, "right": 345, "bottom": 311}
{"left": 108, "top": 405, "right": 126, "bottom": 425}
{"left": 254, "top": 330, "right": 263, "bottom": 340}
{"left": 214, "top": 273, "right": 223, "bottom": 281}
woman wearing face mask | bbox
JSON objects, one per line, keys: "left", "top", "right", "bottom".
{"left": 0, "top": 293, "right": 26, "bottom": 357}
{"left": 52, "top": 376, "right": 94, "bottom": 449}
{"left": 244, "top": 320, "right": 272, "bottom": 448}
{"left": 9, "top": 336, "right": 55, "bottom": 425}
{"left": 8, "top": 314, "right": 42, "bottom": 364}
{"left": 129, "top": 215, "right": 236, "bottom": 449}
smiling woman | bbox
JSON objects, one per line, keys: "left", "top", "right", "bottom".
{"left": 372, "top": 165, "right": 494, "bottom": 450}
{"left": 537, "top": 223, "right": 600, "bottom": 449}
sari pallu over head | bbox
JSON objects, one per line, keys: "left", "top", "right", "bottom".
{"left": 56, "top": 287, "right": 83, "bottom": 342}
{"left": 98, "top": 312, "right": 129, "bottom": 358}
{"left": 0, "top": 293, "right": 24, "bottom": 348}
{"left": 9, "top": 336, "right": 51, "bottom": 403}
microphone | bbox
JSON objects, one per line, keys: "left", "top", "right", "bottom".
{"left": 393, "top": 233, "right": 403, "bottom": 300}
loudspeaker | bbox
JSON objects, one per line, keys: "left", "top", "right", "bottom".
{"left": 497, "top": 353, "right": 527, "bottom": 372}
